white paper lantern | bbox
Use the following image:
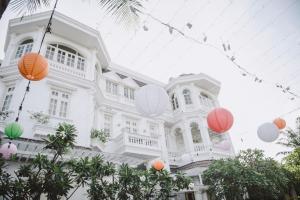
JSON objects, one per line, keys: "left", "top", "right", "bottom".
{"left": 135, "top": 84, "right": 169, "bottom": 117}
{"left": 0, "top": 142, "right": 17, "bottom": 159}
{"left": 257, "top": 122, "right": 279, "bottom": 142}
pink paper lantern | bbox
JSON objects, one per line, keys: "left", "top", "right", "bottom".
{"left": 0, "top": 142, "right": 17, "bottom": 159}
{"left": 207, "top": 108, "right": 234, "bottom": 133}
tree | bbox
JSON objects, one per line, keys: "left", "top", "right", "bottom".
{"left": 0, "top": 123, "right": 191, "bottom": 199}
{"left": 202, "top": 149, "right": 291, "bottom": 200}
{"left": 0, "top": 0, "right": 144, "bottom": 24}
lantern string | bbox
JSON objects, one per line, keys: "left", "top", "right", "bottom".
{"left": 131, "top": 10, "right": 300, "bottom": 100}
{"left": 15, "top": 0, "right": 59, "bottom": 123}
{"left": 38, "top": 0, "right": 59, "bottom": 54}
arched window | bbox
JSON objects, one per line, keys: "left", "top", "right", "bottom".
{"left": 175, "top": 128, "right": 185, "bottom": 151}
{"left": 208, "top": 129, "right": 224, "bottom": 144}
{"left": 199, "top": 92, "right": 214, "bottom": 108}
{"left": 15, "top": 39, "right": 33, "bottom": 58}
{"left": 190, "top": 122, "right": 202, "bottom": 143}
{"left": 171, "top": 94, "right": 179, "bottom": 110}
{"left": 183, "top": 89, "right": 192, "bottom": 105}
{"left": 45, "top": 43, "right": 86, "bottom": 71}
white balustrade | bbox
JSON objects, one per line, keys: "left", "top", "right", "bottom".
{"left": 49, "top": 60, "right": 86, "bottom": 78}
{"left": 126, "top": 133, "right": 159, "bottom": 148}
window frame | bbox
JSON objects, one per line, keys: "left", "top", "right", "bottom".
{"left": 48, "top": 89, "right": 71, "bottom": 118}
{"left": 183, "top": 89, "right": 193, "bottom": 105}
{"left": 1, "top": 86, "right": 15, "bottom": 112}
{"left": 15, "top": 39, "right": 33, "bottom": 59}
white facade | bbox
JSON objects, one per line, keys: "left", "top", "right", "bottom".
{"left": 0, "top": 11, "right": 234, "bottom": 200}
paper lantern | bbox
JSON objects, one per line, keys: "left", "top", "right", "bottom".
{"left": 0, "top": 142, "right": 17, "bottom": 159}
{"left": 5, "top": 122, "right": 23, "bottom": 139}
{"left": 152, "top": 160, "right": 164, "bottom": 171}
{"left": 18, "top": 53, "right": 48, "bottom": 81}
{"left": 135, "top": 84, "right": 169, "bottom": 117}
{"left": 273, "top": 118, "right": 286, "bottom": 130}
{"left": 207, "top": 108, "right": 234, "bottom": 133}
{"left": 257, "top": 122, "right": 279, "bottom": 142}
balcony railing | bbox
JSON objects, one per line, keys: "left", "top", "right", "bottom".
{"left": 48, "top": 60, "right": 86, "bottom": 78}
{"left": 125, "top": 132, "right": 159, "bottom": 149}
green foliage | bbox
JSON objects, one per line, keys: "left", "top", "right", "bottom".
{"left": 203, "top": 149, "right": 291, "bottom": 200}
{"left": 90, "top": 128, "right": 109, "bottom": 143}
{"left": 284, "top": 148, "right": 300, "bottom": 185}
{"left": 0, "top": 123, "right": 191, "bottom": 199}
{"left": 29, "top": 111, "right": 50, "bottom": 124}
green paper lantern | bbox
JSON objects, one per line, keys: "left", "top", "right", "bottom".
{"left": 4, "top": 122, "right": 23, "bottom": 139}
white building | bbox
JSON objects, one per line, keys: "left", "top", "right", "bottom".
{"left": 0, "top": 11, "right": 234, "bottom": 200}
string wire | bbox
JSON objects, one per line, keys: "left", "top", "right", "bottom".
{"left": 15, "top": 0, "right": 59, "bottom": 122}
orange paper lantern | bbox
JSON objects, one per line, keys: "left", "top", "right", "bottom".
{"left": 152, "top": 160, "right": 164, "bottom": 171}
{"left": 207, "top": 108, "right": 234, "bottom": 133}
{"left": 273, "top": 118, "right": 286, "bottom": 130}
{"left": 18, "top": 53, "right": 48, "bottom": 81}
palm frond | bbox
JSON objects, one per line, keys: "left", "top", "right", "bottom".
{"left": 97, "top": 0, "right": 144, "bottom": 26}
{"left": 9, "top": 0, "right": 52, "bottom": 15}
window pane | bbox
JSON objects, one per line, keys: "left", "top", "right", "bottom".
{"left": 49, "top": 98, "right": 57, "bottom": 116}
{"left": 57, "top": 50, "right": 65, "bottom": 63}
{"left": 45, "top": 46, "right": 55, "bottom": 60}
{"left": 15, "top": 46, "right": 25, "bottom": 58}
{"left": 66, "top": 54, "right": 75, "bottom": 67}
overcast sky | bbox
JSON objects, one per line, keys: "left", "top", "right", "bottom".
{"left": 1, "top": 0, "right": 300, "bottom": 160}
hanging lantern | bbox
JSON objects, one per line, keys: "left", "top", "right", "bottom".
{"left": 0, "top": 142, "right": 17, "bottom": 159}
{"left": 257, "top": 122, "right": 279, "bottom": 142}
{"left": 135, "top": 84, "right": 169, "bottom": 117}
{"left": 207, "top": 108, "right": 234, "bottom": 133}
{"left": 152, "top": 160, "right": 164, "bottom": 171}
{"left": 273, "top": 118, "right": 286, "bottom": 130}
{"left": 5, "top": 122, "right": 23, "bottom": 139}
{"left": 18, "top": 53, "right": 48, "bottom": 81}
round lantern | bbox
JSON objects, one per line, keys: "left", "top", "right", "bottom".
{"left": 152, "top": 160, "right": 164, "bottom": 171}
{"left": 273, "top": 118, "right": 286, "bottom": 130}
{"left": 18, "top": 53, "right": 48, "bottom": 81}
{"left": 0, "top": 142, "right": 17, "bottom": 159}
{"left": 207, "top": 108, "right": 234, "bottom": 133}
{"left": 4, "top": 122, "right": 23, "bottom": 139}
{"left": 135, "top": 84, "right": 169, "bottom": 117}
{"left": 257, "top": 122, "right": 279, "bottom": 142}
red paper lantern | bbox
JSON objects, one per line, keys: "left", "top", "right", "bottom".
{"left": 152, "top": 160, "right": 164, "bottom": 171}
{"left": 207, "top": 108, "right": 233, "bottom": 133}
{"left": 273, "top": 118, "right": 286, "bottom": 130}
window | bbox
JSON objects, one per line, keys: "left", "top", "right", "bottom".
{"left": 57, "top": 50, "right": 66, "bottom": 64}
{"left": 124, "top": 87, "right": 135, "bottom": 100}
{"left": 1, "top": 86, "right": 15, "bottom": 111}
{"left": 199, "top": 93, "right": 215, "bottom": 108}
{"left": 48, "top": 90, "right": 70, "bottom": 118}
{"left": 171, "top": 94, "right": 179, "bottom": 110}
{"left": 183, "top": 89, "right": 192, "bottom": 105}
{"left": 44, "top": 44, "right": 85, "bottom": 71}
{"left": 149, "top": 122, "right": 158, "bottom": 136}
{"left": 124, "top": 118, "right": 138, "bottom": 134}
{"left": 77, "top": 57, "right": 85, "bottom": 71}
{"left": 45, "top": 46, "right": 55, "bottom": 60}
{"left": 208, "top": 129, "right": 224, "bottom": 144}
{"left": 175, "top": 128, "right": 185, "bottom": 151}
{"left": 190, "top": 122, "right": 202, "bottom": 143}
{"left": 106, "top": 80, "right": 118, "bottom": 95}
{"left": 103, "top": 114, "right": 113, "bottom": 136}
{"left": 15, "top": 39, "right": 33, "bottom": 58}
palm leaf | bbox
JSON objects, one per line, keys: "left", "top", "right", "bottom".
{"left": 8, "top": 0, "right": 52, "bottom": 15}
{"left": 97, "top": 0, "right": 144, "bottom": 26}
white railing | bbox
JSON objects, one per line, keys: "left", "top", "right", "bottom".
{"left": 194, "top": 143, "right": 211, "bottom": 153}
{"left": 126, "top": 133, "right": 159, "bottom": 149}
{"left": 49, "top": 60, "right": 86, "bottom": 78}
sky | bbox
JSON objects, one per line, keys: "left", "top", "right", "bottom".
{"left": 1, "top": 0, "right": 300, "bottom": 160}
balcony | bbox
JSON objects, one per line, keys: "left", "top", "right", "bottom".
{"left": 48, "top": 60, "right": 86, "bottom": 79}
{"left": 168, "top": 143, "right": 233, "bottom": 166}
{"left": 112, "top": 131, "right": 161, "bottom": 159}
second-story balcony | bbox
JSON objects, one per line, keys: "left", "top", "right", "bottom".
{"left": 48, "top": 60, "right": 86, "bottom": 79}
{"left": 168, "top": 142, "right": 233, "bottom": 167}
{"left": 112, "top": 130, "right": 161, "bottom": 159}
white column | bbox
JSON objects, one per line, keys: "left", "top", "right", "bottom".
{"left": 2, "top": 33, "right": 17, "bottom": 66}
{"left": 32, "top": 26, "right": 46, "bottom": 53}
{"left": 199, "top": 115, "right": 211, "bottom": 146}
{"left": 158, "top": 120, "right": 170, "bottom": 171}
{"left": 182, "top": 119, "right": 195, "bottom": 153}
